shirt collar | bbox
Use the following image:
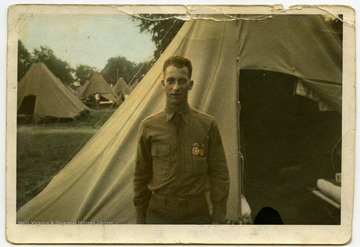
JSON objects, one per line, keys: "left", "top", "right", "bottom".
{"left": 165, "top": 103, "right": 190, "bottom": 124}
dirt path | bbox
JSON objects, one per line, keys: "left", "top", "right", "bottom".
{"left": 17, "top": 126, "right": 98, "bottom": 134}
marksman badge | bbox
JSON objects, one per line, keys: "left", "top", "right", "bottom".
{"left": 192, "top": 143, "right": 206, "bottom": 157}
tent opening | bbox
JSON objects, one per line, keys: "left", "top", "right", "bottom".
{"left": 18, "top": 95, "right": 36, "bottom": 115}
{"left": 239, "top": 69, "right": 342, "bottom": 224}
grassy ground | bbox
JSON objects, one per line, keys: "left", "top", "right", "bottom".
{"left": 16, "top": 109, "right": 116, "bottom": 209}
{"left": 18, "top": 109, "right": 116, "bottom": 129}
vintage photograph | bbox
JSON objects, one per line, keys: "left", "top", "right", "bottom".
{"left": 6, "top": 4, "right": 355, "bottom": 244}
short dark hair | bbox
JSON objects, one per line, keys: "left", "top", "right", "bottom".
{"left": 163, "top": 56, "right": 192, "bottom": 79}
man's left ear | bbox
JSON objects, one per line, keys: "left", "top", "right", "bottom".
{"left": 189, "top": 80, "right": 194, "bottom": 90}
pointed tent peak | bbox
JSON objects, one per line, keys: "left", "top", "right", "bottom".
{"left": 28, "top": 62, "right": 47, "bottom": 70}
{"left": 114, "top": 77, "right": 132, "bottom": 96}
{"left": 116, "top": 77, "right": 127, "bottom": 85}
{"left": 115, "top": 77, "right": 127, "bottom": 87}
{"left": 19, "top": 62, "right": 68, "bottom": 93}
{"left": 90, "top": 72, "right": 107, "bottom": 81}
{"left": 88, "top": 72, "right": 112, "bottom": 90}
{"left": 88, "top": 72, "right": 112, "bottom": 89}
{"left": 81, "top": 72, "right": 120, "bottom": 104}
{"left": 20, "top": 62, "right": 59, "bottom": 84}
{"left": 27, "top": 62, "right": 48, "bottom": 71}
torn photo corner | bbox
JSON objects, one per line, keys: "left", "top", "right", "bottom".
{"left": 6, "top": 4, "right": 355, "bottom": 245}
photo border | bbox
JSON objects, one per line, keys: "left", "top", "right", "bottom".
{"left": 6, "top": 4, "right": 356, "bottom": 244}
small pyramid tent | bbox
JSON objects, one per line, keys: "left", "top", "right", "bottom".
{"left": 77, "top": 72, "right": 120, "bottom": 104}
{"left": 17, "top": 63, "right": 90, "bottom": 122}
{"left": 113, "top": 77, "right": 132, "bottom": 97}
{"left": 17, "top": 15, "right": 342, "bottom": 223}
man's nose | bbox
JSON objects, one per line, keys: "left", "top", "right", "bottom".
{"left": 173, "top": 81, "right": 180, "bottom": 91}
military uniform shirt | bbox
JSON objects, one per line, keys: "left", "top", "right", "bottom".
{"left": 133, "top": 103, "right": 230, "bottom": 222}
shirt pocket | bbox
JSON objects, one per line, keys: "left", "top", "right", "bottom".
{"left": 151, "top": 143, "right": 171, "bottom": 177}
{"left": 191, "top": 153, "right": 208, "bottom": 174}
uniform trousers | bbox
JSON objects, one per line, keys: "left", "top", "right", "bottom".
{"left": 146, "top": 192, "right": 212, "bottom": 224}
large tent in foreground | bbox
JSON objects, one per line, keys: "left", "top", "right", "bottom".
{"left": 17, "top": 63, "right": 90, "bottom": 123}
{"left": 17, "top": 15, "right": 341, "bottom": 223}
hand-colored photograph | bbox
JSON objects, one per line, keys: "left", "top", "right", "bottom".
{"left": 6, "top": 4, "right": 355, "bottom": 245}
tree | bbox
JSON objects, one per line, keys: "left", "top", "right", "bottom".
{"left": 74, "top": 64, "right": 96, "bottom": 85}
{"left": 18, "top": 40, "right": 32, "bottom": 81}
{"left": 101, "top": 56, "right": 138, "bottom": 85}
{"left": 32, "top": 46, "right": 74, "bottom": 84}
{"left": 133, "top": 14, "right": 185, "bottom": 59}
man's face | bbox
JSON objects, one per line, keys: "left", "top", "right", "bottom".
{"left": 162, "top": 65, "right": 193, "bottom": 106}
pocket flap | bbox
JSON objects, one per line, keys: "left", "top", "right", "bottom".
{"left": 151, "top": 144, "right": 170, "bottom": 156}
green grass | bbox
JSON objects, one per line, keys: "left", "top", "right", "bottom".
{"left": 16, "top": 109, "right": 116, "bottom": 210}
{"left": 18, "top": 109, "right": 116, "bottom": 129}
{"left": 66, "top": 109, "right": 117, "bottom": 129}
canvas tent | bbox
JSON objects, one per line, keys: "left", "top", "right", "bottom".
{"left": 77, "top": 72, "right": 120, "bottom": 104}
{"left": 17, "top": 15, "right": 341, "bottom": 223}
{"left": 113, "top": 77, "right": 132, "bottom": 99}
{"left": 17, "top": 63, "right": 90, "bottom": 123}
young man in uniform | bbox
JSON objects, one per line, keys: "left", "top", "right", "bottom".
{"left": 133, "top": 56, "right": 230, "bottom": 224}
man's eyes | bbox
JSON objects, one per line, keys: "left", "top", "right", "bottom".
{"left": 166, "top": 78, "right": 188, "bottom": 84}
{"left": 178, "top": 79, "right": 188, "bottom": 84}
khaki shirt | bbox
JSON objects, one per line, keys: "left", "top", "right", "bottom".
{"left": 134, "top": 103, "right": 230, "bottom": 222}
